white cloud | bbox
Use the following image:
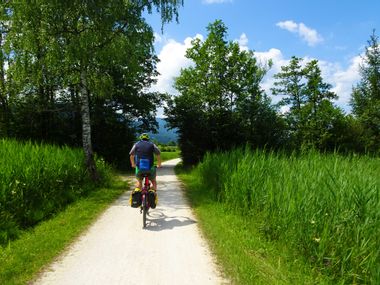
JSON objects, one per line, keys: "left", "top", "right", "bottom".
{"left": 276, "top": 20, "right": 298, "bottom": 32}
{"left": 150, "top": 34, "right": 203, "bottom": 95}
{"left": 255, "top": 48, "right": 287, "bottom": 69}
{"left": 235, "top": 33, "right": 249, "bottom": 51}
{"left": 254, "top": 47, "right": 361, "bottom": 111}
{"left": 202, "top": 0, "right": 233, "bottom": 4}
{"left": 151, "top": 31, "right": 361, "bottom": 114}
{"left": 254, "top": 48, "right": 289, "bottom": 104}
{"left": 298, "top": 23, "right": 323, "bottom": 46}
{"left": 276, "top": 20, "right": 324, "bottom": 46}
{"left": 322, "top": 55, "right": 362, "bottom": 110}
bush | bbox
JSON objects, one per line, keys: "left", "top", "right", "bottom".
{"left": 159, "top": 145, "right": 178, "bottom": 152}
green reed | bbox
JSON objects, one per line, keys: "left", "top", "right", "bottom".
{"left": 0, "top": 139, "right": 112, "bottom": 244}
{"left": 195, "top": 148, "right": 380, "bottom": 284}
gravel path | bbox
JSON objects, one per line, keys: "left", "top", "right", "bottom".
{"left": 34, "top": 158, "right": 226, "bottom": 285}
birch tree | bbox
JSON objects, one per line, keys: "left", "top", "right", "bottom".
{"left": 4, "top": 0, "right": 183, "bottom": 180}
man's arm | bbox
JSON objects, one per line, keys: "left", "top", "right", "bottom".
{"left": 130, "top": 154, "right": 136, "bottom": 168}
{"left": 129, "top": 143, "right": 136, "bottom": 168}
{"left": 153, "top": 143, "right": 161, "bottom": 167}
{"left": 156, "top": 154, "right": 162, "bottom": 168}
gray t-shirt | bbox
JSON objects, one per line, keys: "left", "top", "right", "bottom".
{"left": 129, "top": 141, "right": 160, "bottom": 156}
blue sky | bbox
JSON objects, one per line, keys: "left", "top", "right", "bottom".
{"left": 145, "top": 0, "right": 380, "bottom": 114}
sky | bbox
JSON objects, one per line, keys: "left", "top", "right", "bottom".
{"left": 144, "top": 0, "right": 380, "bottom": 115}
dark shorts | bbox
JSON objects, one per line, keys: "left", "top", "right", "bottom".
{"left": 135, "top": 166, "right": 156, "bottom": 180}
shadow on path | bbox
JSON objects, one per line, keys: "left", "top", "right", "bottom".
{"left": 145, "top": 210, "right": 197, "bottom": 232}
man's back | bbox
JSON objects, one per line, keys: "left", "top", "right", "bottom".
{"left": 130, "top": 140, "right": 160, "bottom": 169}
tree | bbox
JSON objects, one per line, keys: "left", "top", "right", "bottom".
{"left": 166, "top": 20, "right": 276, "bottom": 164}
{"left": 302, "top": 60, "right": 338, "bottom": 147}
{"left": 3, "top": 0, "right": 183, "bottom": 178}
{"left": 272, "top": 58, "right": 342, "bottom": 149}
{"left": 271, "top": 56, "right": 306, "bottom": 145}
{"left": 351, "top": 31, "right": 380, "bottom": 153}
{"left": 0, "top": 5, "right": 10, "bottom": 137}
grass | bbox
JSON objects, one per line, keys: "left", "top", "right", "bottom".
{"left": 0, "top": 138, "right": 112, "bottom": 244}
{"left": 0, "top": 140, "right": 179, "bottom": 284}
{"left": 177, "top": 164, "right": 330, "bottom": 285}
{"left": 0, "top": 177, "right": 127, "bottom": 285}
{"left": 159, "top": 150, "right": 181, "bottom": 162}
{"left": 176, "top": 148, "right": 380, "bottom": 284}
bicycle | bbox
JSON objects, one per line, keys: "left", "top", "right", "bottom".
{"left": 140, "top": 173, "right": 156, "bottom": 228}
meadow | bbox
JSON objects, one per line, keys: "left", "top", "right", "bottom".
{"left": 0, "top": 139, "right": 112, "bottom": 245}
{"left": 159, "top": 149, "right": 180, "bottom": 162}
{"left": 186, "top": 148, "right": 379, "bottom": 284}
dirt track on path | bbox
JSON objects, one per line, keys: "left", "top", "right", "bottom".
{"left": 34, "top": 158, "right": 226, "bottom": 285}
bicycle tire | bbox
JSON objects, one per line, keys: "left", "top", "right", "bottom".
{"left": 142, "top": 196, "right": 147, "bottom": 228}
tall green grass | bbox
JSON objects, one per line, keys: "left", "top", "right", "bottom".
{"left": 0, "top": 139, "right": 112, "bottom": 244}
{"left": 195, "top": 148, "right": 379, "bottom": 284}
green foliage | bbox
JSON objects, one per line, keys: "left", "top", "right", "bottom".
{"left": 272, "top": 56, "right": 306, "bottom": 115}
{"left": 0, "top": 6, "right": 10, "bottom": 138}
{"left": 166, "top": 20, "right": 283, "bottom": 165}
{"left": 159, "top": 150, "right": 180, "bottom": 162}
{"left": 351, "top": 31, "right": 380, "bottom": 153}
{"left": 0, "top": 139, "right": 112, "bottom": 245}
{"left": 179, "top": 168, "right": 330, "bottom": 284}
{"left": 0, "top": 1, "right": 183, "bottom": 170}
{"left": 272, "top": 57, "right": 346, "bottom": 150}
{"left": 159, "top": 145, "right": 178, "bottom": 152}
{"left": 194, "top": 149, "right": 380, "bottom": 284}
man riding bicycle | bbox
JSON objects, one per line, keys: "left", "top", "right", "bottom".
{"left": 129, "top": 133, "right": 161, "bottom": 208}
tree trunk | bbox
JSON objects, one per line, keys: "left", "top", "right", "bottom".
{"left": 80, "top": 69, "right": 99, "bottom": 181}
{"left": 0, "top": 30, "right": 8, "bottom": 138}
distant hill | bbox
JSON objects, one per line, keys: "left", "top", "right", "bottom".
{"left": 149, "top": 118, "right": 178, "bottom": 144}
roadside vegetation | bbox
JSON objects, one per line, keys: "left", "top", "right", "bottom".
{"left": 178, "top": 149, "right": 379, "bottom": 284}
{"left": 1, "top": 2, "right": 379, "bottom": 284}
{"left": 0, "top": 139, "right": 112, "bottom": 245}
{"left": 159, "top": 150, "right": 180, "bottom": 162}
{"left": 166, "top": 22, "right": 380, "bottom": 166}
{"left": 0, "top": 138, "right": 177, "bottom": 284}
{"left": 159, "top": 144, "right": 180, "bottom": 162}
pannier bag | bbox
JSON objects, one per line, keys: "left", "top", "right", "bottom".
{"left": 148, "top": 191, "right": 156, "bottom": 209}
{"left": 131, "top": 189, "right": 142, "bottom": 208}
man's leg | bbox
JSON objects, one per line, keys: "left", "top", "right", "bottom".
{"left": 135, "top": 167, "right": 142, "bottom": 190}
{"left": 135, "top": 179, "right": 142, "bottom": 190}
{"left": 151, "top": 179, "right": 157, "bottom": 191}
{"left": 150, "top": 166, "right": 157, "bottom": 191}
{"left": 149, "top": 178, "right": 158, "bottom": 209}
{"left": 149, "top": 168, "right": 158, "bottom": 208}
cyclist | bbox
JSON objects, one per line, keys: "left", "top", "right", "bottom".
{"left": 129, "top": 133, "right": 161, "bottom": 207}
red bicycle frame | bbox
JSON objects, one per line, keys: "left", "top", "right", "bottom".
{"left": 140, "top": 174, "right": 151, "bottom": 227}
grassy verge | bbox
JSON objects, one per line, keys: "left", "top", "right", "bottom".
{"left": 176, "top": 164, "right": 333, "bottom": 285}
{"left": 160, "top": 150, "right": 181, "bottom": 162}
{"left": 177, "top": 147, "right": 380, "bottom": 284}
{"left": 215, "top": 151, "right": 379, "bottom": 283}
{"left": 0, "top": 177, "right": 127, "bottom": 285}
